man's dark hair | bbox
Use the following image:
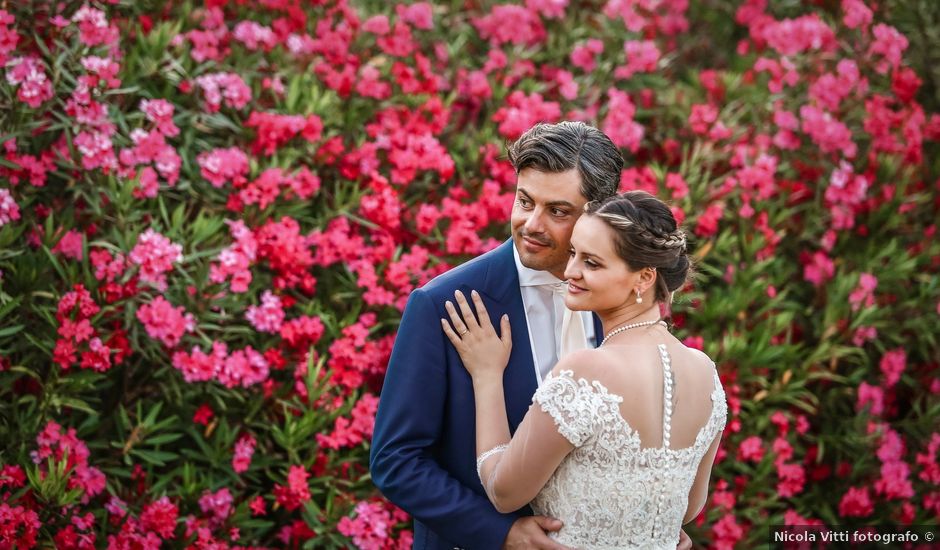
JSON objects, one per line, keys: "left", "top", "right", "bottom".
{"left": 507, "top": 121, "right": 624, "bottom": 202}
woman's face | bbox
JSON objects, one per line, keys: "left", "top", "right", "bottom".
{"left": 563, "top": 215, "right": 645, "bottom": 312}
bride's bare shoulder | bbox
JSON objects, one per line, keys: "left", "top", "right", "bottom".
{"left": 550, "top": 346, "right": 658, "bottom": 380}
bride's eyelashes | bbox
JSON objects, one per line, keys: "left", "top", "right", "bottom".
{"left": 568, "top": 249, "right": 600, "bottom": 269}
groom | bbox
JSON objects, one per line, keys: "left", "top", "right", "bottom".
{"left": 371, "top": 122, "right": 691, "bottom": 550}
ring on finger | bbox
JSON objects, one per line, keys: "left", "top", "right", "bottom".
{"left": 458, "top": 328, "right": 469, "bottom": 336}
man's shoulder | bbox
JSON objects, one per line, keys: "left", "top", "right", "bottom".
{"left": 418, "top": 241, "right": 512, "bottom": 300}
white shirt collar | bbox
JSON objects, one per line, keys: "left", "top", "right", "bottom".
{"left": 512, "top": 242, "right": 566, "bottom": 287}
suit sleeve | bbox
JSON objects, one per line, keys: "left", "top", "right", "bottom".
{"left": 370, "top": 288, "right": 519, "bottom": 549}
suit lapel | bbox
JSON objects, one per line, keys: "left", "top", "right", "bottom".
{"left": 592, "top": 314, "right": 604, "bottom": 348}
{"left": 479, "top": 240, "right": 537, "bottom": 432}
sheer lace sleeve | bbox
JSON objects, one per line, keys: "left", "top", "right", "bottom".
{"left": 476, "top": 370, "right": 622, "bottom": 513}
{"left": 532, "top": 369, "right": 614, "bottom": 446}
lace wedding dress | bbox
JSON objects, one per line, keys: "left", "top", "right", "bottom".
{"left": 529, "top": 344, "right": 727, "bottom": 550}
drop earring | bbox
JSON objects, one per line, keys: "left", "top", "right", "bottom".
{"left": 635, "top": 289, "right": 643, "bottom": 304}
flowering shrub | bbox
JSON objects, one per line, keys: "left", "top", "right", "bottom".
{"left": 0, "top": 0, "right": 938, "bottom": 548}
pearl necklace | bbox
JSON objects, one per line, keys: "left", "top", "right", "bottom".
{"left": 600, "top": 319, "right": 666, "bottom": 346}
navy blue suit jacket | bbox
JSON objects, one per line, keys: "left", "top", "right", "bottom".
{"left": 370, "top": 240, "right": 603, "bottom": 550}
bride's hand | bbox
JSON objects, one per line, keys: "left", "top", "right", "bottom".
{"left": 441, "top": 289, "right": 512, "bottom": 381}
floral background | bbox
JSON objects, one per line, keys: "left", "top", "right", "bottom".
{"left": 0, "top": 0, "right": 938, "bottom": 548}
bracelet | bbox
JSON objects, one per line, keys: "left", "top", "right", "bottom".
{"left": 475, "top": 443, "right": 509, "bottom": 481}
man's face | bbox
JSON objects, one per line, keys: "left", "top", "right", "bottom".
{"left": 510, "top": 168, "right": 588, "bottom": 280}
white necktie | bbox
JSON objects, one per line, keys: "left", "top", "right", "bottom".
{"left": 550, "top": 282, "right": 588, "bottom": 359}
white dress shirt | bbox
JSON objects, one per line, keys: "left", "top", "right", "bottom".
{"left": 513, "top": 245, "right": 596, "bottom": 383}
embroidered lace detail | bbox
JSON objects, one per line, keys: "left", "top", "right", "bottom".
{"left": 530, "top": 346, "right": 727, "bottom": 550}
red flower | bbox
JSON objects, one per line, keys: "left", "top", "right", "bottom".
{"left": 140, "top": 496, "right": 179, "bottom": 539}
{"left": 273, "top": 465, "right": 311, "bottom": 512}
{"left": 839, "top": 486, "right": 873, "bottom": 517}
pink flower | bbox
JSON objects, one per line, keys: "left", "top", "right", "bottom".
{"left": 362, "top": 15, "right": 390, "bottom": 35}
{"left": 140, "top": 496, "right": 178, "bottom": 539}
{"left": 852, "top": 325, "right": 877, "bottom": 346}
{"left": 337, "top": 500, "right": 408, "bottom": 549}
{"left": 357, "top": 65, "right": 392, "bottom": 100}
{"left": 280, "top": 315, "right": 326, "bottom": 350}
{"left": 244, "top": 111, "right": 322, "bottom": 156}
{"left": 737, "top": 435, "right": 765, "bottom": 462}
{"left": 875, "top": 460, "right": 914, "bottom": 499}
{"left": 570, "top": 39, "right": 604, "bottom": 72}
{"left": 664, "top": 173, "right": 689, "bottom": 200}
{"left": 0, "top": 465, "right": 25, "bottom": 489}
{"left": 129, "top": 229, "right": 183, "bottom": 291}
{"left": 31, "top": 420, "right": 106, "bottom": 503}
{"left": 5, "top": 56, "right": 54, "bottom": 108}
{"left": 849, "top": 273, "right": 877, "bottom": 311}
{"left": 0, "top": 503, "right": 40, "bottom": 549}
{"left": 136, "top": 296, "right": 195, "bottom": 348}
{"left": 754, "top": 57, "right": 799, "bottom": 94}
{"left": 197, "top": 146, "right": 250, "bottom": 188}
{"left": 775, "top": 462, "right": 805, "bottom": 498}
{"left": 89, "top": 249, "right": 125, "bottom": 283}
{"left": 802, "top": 250, "right": 835, "bottom": 286}
{"left": 857, "top": 382, "right": 884, "bottom": 416}
{"left": 842, "top": 0, "right": 872, "bottom": 30}
{"left": 71, "top": 5, "right": 118, "bottom": 47}
{"left": 140, "top": 99, "right": 179, "bottom": 137}
{"left": 603, "top": 0, "right": 689, "bottom": 35}
{"left": 126, "top": 128, "right": 170, "bottom": 167}
{"left": 879, "top": 348, "right": 906, "bottom": 388}
{"left": 689, "top": 104, "right": 718, "bottom": 136}
{"left": 209, "top": 220, "right": 257, "bottom": 293}
{"left": 809, "top": 60, "right": 862, "bottom": 112}
{"left": 232, "top": 434, "right": 256, "bottom": 474}
{"left": 0, "top": 188, "right": 20, "bottom": 227}
{"left": 217, "top": 346, "right": 269, "bottom": 388}
{"left": 491, "top": 91, "right": 561, "bottom": 140}
{"left": 868, "top": 24, "right": 908, "bottom": 75}
{"left": 233, "top": 21, "right": 277, "bottom": 51}
{"left": 473, "top": 5, "right": 546, "bottom": 47}
{"left": 52, "top": 229, "right": 85, "bottom": 261}
{"left": 915, "top": 433, "right": 940, "bottom": 484}
{"left": 825, "top": 160, "right": 869, "bottom": 230}
{"left": 135, "top": 166, "right": 160, "bottom": 199}
{"left": 710, "top": 513, "right": 744, "bottom": 550}
{"left": 773, "top": 109, "right": 801, "bottom": 149}
{"left": 316, "top": 394, "right": 380, "bottom": 450}
{"left": 694, "top": 202, "right": 724, "bottom": 238}
{"left": 193, "top": 72, "right": 252, "bottom": 112}
{"left": 198, "top": 487, "right": 233, "bottom": 529}
{"left": 249, "top": 496, "right": 266, "bottom": 516}
{"left": 763, "top": 14, "right": 836, "bottom": 56}
{"left": 80, "top": 55, "right": 121, "bottom": 89}
{"left": 398, "top": 2, "right": 435, "bottom": 29}
{"left": 602, "top": 88, "right": 644, "bottom": 153}
{"left": 273, "top": 465, "right": 311, "bottom": 511}
{"left": 526, "top": 0, "right": 568, "bottom": 18}
{"left": 839, "top": 486, "right": 873, "bottom": 517}
{"left": 0, "top": 10, "right": 20, "bottom": 66}
{"left": 799, "top": 105, "right": 856, "bottom": 158}
{"left": 246, "top": 290, "right": 285, "bottom": 333}
{"left": 74, "top": 130, "right": 118, "bottom": 172}
{"left": 615, "top": 40, "right": 659, "bottom": 79}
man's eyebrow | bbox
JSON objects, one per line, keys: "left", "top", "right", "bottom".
{"left": 517, "top": 189, "right": 576, "bottom": 209}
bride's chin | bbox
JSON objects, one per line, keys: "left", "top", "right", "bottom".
{"left": 565, "top": 298, "right": 591, "bottom": 311}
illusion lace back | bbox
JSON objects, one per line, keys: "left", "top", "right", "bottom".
{"left": 529, "top": 344, "right": 727, "bottom": 550}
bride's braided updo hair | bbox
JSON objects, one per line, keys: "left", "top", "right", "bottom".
{"left": 584, "top": 190, "right": 691, "bottom": 303}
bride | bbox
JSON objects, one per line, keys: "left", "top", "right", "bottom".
{"left": 441, "top": 191, "right": 727, "bottom": 549}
